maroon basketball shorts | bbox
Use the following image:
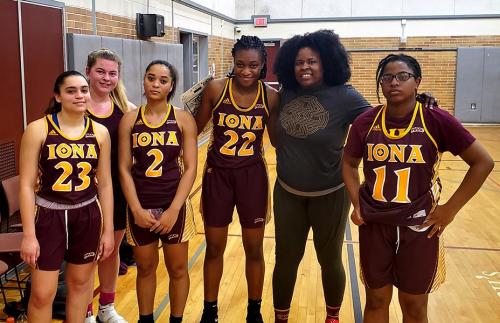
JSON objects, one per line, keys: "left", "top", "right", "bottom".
{"left": 126, "top": 202, "right": 195, "bottom": 246}
{"left": 113, "top": 184, "right": 127, "bottom": 231}
{"left": 35, "top": 197, "right": 102, "bottom": 271}
{"left": 201, "top": 161, "right": 270, "bottom": 228}
{"left": 359, "top": 222, "right": 445, "bottom": 294}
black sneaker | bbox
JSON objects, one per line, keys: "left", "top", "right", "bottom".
{"left": 247, "top": 312, "right": 264, "bottom": 323}
{"left": 200, "top": 311, "right": 218, "bottom": 323}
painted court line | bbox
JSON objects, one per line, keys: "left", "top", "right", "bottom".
{"left": 345, "top": 221, "right": 363, "bottom": 323}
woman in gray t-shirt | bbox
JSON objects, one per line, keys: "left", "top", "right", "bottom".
{"left": 268, "top": 29, "right": 370, "bottom": 323}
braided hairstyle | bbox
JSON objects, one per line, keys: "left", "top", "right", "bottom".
{"left": 376, "top": 54, "right": 422, "bottom": 103}
{"left": 231, "top": 35, "right": 267, "bottom": 79}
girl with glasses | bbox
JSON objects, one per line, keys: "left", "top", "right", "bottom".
{"left": 342, "top": 53, "right": 493, "bottom": 322}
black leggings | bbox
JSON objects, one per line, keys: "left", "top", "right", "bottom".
{"left": 272, "top": 181, "right": 350, "bottom": 310}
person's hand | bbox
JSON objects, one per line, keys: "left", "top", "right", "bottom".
{"left": 418, "top": 204, "right": 456, "bottom": 238}
{"left": 350, "top": 206, "right": 365, "bottom": 226}
{"left": 133, "top": 208, "right": 157, "bottom": 229}
{"left": 416, "top": 92, "right": 438, "bottom": 109}
{"left": 21, "top": 235, "right": 39, "bottom": 268}
{"left": 150, "top": 207, "right": 180, "bottom": 235}
{"left": 98, "top": 230, "right": 114, "bottom": 261}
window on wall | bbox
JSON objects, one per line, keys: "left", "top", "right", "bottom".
{"left": 192, "top": 35, "right": 200, "bottom": 85}
{"left": 180, "top": 31, "right": 208, "bottom": 92}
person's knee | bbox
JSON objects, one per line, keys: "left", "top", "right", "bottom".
{"left": 66, "top": 274, "right": 92, "bottom": 294}
{"left": 168, "top": 262, "right": 188, "bottom": 280}
{"left": 400, "top": 297, "right": 427, "bottom": 321}
{"left": 136, "top": 258, "right": 158, "bottom": 277}
{"left": 243, "top": 242, "right": 263, "bottom": 262}
{"left": 365, "top": 291, "right": 391, "bottom": 311}
{"left": 317, "top": 250, "right": 342, "bottom": 271}
{"left": 30, "top": 287, "right": 57, "bottom": 307}
{"left": 205, "top": 241, "right": 226, "bottom": 260}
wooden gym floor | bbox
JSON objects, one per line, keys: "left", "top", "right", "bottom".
{"left": 1, "top": 126, "right": 499, "bottom": 322}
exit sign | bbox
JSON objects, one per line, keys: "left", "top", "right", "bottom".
{"left": 252, "top": 15, "right": 269, "bottom": 27}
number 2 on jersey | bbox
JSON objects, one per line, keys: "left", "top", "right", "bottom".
{"left": 220, "top": 130, "right": 256, "bottom": 156}
{"left": 146, "top": 148, "right": 164, "bottom": 177}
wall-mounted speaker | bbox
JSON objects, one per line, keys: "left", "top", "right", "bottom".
{"left": 136, "top": 13, "right": 165, "bottom": 38}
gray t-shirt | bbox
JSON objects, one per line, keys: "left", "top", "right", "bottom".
{"left": 275, "top": 84, "right": 370, "bottom": 193}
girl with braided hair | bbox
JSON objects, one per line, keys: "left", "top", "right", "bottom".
{"left": 196, "top": 35, "right": 279, "bottom": 323}
{"left": 343, "top": 53, "right": 493, "bottom": 322}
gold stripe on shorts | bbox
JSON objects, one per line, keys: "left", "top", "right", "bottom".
{"left": 180, "top": 199, "right": 196, "bottom": 242}
{"left": 427, "top": 237, "right": 446, "bottom": 293}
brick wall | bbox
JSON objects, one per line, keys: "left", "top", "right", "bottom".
{"left": 64, "top": 7, "right": 500, "bottom": 114}
{"left": 65, "top": 6, "right": 231, "bottom": 78}
{"left": 208, "top": 35, "right": 235, "bottom": 79}
{"left": 344, "top": 36, "right": 500, "bottom": 114}
{"left": 65, "top": 6, "right": 178, "bottom": 43}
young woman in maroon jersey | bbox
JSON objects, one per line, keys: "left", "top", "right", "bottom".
{"left": 343, "top": 54, "right": 493, "bottom": 323}
{"left": 195, "top": 35, "right": 279, "bottom": 323}
{"left": 118, "top": 60, "right": 197, "bottom": 323}
{"left": 20, "top": 70, "right": 114, "bottom": 322}
{"left": 85, "top": 48, "right": 136, "bottom": 323}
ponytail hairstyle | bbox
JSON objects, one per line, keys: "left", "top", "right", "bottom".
{"left": 145, "top": 60, "right": 178, "bottom": 103}
{"left": 45, "top": 70, "right": 87, "bottom": 114}
{"left": 86, "top": 48, "right": 131, "bottom": 112}
{"left": 230, "top": 35, "right": 267, "bottom": 79}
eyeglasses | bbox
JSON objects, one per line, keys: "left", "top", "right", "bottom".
{"left": 379, "top": 72, "right": 416, "bottom": 84}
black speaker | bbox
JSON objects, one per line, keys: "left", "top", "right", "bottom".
{"left": 136, "top": 13, "right": 165, "bottom": 38}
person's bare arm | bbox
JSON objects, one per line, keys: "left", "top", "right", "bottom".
{"left": 265, "top": 85, "right": 280, "bottom": 147}
{"left": 195, "top": 79, "right": 226, "bottom": 135}
{"left": 19, "top": 119, "right": 45, "bottom": 268}
{"left": 422, "top": 140, "right": 494, "bottom": 237}
{"left": 342, "top": 153, "right": 364, "bottom": 225}
{"left": 118, "top": 110, "right": 157, "bottom": 229}
{"left": 151, "top": 109, "right": 198, "bottom": 234}
{"left": 94, "top": 122, "right": 114, "bottom": 260}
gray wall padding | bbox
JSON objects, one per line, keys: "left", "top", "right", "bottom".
{"left": 67, "top": 33, "right": 183, "bottom": 108}
{"left": 455, "top": 47, "right": 500, "bottom": 123}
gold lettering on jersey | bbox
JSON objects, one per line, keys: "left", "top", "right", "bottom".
{"left": 166, "top": 131, "right": 179, "bottom": 145}
{"left": 252, "top": 116, "right": 263, "bottom": 130}
{"left": 407, "top": 145, "right": 425, "bottom": 163}
{"left": 132, "top": 131, "right": 179, "bottom": 148}
{"left": 152, "top": 132, "right": 165, "bottom": 146}
{"left": 389, "top": 128, "right": 405, "bottom": 137}
{"left": 47, "top": 144, "right": 98, "bottom": 160}
{"left": 388, "top": 144, "right": 407, "bottom": 163}
{"left": 367, "top": 143, "right": 425, "bottom": 163}
{"left": 216, "top": 113, "right": 263, "bottom": 131}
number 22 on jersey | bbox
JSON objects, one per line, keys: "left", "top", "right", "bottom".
{"left": 219, "top": 130, "right": 256, "bottom": 156}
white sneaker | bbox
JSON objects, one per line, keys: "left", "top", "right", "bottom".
{"left": 85, "top": 316, "right": 97, "bottom": 323}
{"left": 97, "top": 303, "right": 128, "bottom": 323}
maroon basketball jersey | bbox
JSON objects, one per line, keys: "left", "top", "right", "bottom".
{"left": 131, "top": 105, "right": 183, "bottom": 209}
{"left": 207, "top": 78, "right": 269, "bottom": 168}
{"left": 87, "top": 101, "right": 123, "bottom": 176}
{"left": 38, "top": 115, "right": 100, "bottom": 204}
{"left": 359, "top": 102, "right": 442, "bottom": 226}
